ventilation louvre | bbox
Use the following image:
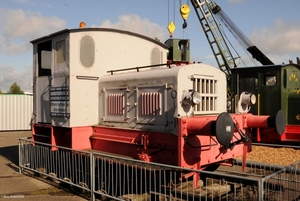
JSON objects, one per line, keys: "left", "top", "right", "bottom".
{"left": 193, "top": 77, "right": 218, "bottom": 112}
{"left": 107, "top": 94, "right": 124, "bottom": 115}
{"left": 141, "top": 92, "right": 162, "bottom": 116}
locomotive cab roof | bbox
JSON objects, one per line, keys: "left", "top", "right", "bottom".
{"left": 30, "top": 27, "right": 169, "bottom": 49}
{"left": 230, "top": 63, "right": 300, "bottom": 74}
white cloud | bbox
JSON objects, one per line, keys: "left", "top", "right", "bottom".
{"left": 0, "top": 7, "right": 66, "bottom": 55}
{"left": 249, "top": 18, "right": 300, "bottom": 64}
{"left": 95, "top": 14, "right": 168, "bottom": 42}
{"left": 0, "top": 65, "right": 32, "bottom": 93}
{"left": 0, "top": 12, "right": 168, "bottom": 93}
{"left": 250, "top": 18, "right": 300, "bottom": 54}
{"left": 0, "top": 7, "right": 66, "bottom": 92}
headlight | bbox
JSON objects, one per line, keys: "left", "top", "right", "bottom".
{"left": 236, "top": 91, "right": 256, "bottom": 113}
{"left": 241, "top": 92, "right": 256, "bottom": 105}
{"left": 182, "top": 90, "right": 201, "bottom": 106}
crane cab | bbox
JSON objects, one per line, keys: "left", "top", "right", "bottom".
{"left": 165, "top": 38, "right": 190, "bottom": 63}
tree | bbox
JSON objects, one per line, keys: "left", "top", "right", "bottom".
{"left": 7, "top": 82, "right": 24, "bottom": 94}
{"left": 0, "top": 89, "right": 2, "bottom": 94}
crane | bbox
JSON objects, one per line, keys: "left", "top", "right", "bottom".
{"left": 189, "top": 0, "right": 236, "bottom": 78}
{"left": 207, "top": 1, "right": 274, "bottom": 66}
{"left": 175, "top": 0, "right": 274, "bottom": 79}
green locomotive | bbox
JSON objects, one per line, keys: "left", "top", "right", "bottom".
{"left": 230, "top": 64, "right": 300, "bottom": 143}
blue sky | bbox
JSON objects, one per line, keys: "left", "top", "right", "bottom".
{"left": 0, "top": 0, "right": 300, "bottom": 92}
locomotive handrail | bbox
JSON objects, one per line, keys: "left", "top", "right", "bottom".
{"left": 106, "top": 62, "right": 176, "bottom": 75}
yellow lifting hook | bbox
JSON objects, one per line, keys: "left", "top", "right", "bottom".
{"left": 180, "top": 4, "right": 190, "bottom": 29}
{"left": 167, "top": 22, "right": 176, "bottom": 38}
{"left": 180, "top": 4, "right": 190, "bottom": 20}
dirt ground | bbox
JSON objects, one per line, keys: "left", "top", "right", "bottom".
{"left": 240, "top": 145, "right": 300, "bottom": 166}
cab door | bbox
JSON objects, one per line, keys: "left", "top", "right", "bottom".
{"left": 33, "top": 40, "right": 52, "bottom": 124}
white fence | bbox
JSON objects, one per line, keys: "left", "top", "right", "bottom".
{"left": 0, "top": 95, "right": 33, "bottom": 131}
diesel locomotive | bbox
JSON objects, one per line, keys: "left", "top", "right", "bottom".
{"left": 30, "top": 25, "right": 285, "bottom": 176}
{"left": 230, "top": 64, "right": 300, "bottom": 143}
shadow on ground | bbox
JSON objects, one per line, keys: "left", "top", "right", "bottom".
{"left": 0, "top": 145, "right": 19, "bottom": 165}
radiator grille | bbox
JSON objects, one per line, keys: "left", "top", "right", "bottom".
{"left": 193, "top": 78, "right": 218, "bottom": 112}
{"left": 141, "top": 92, "right": 162, "bottom": 116}
{"left": 107, "top": 94, "right": 124, "bottom": 115}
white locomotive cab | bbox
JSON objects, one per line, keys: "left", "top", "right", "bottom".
{"left": 31, "top": 28, "right": 168, "bottom": 128}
